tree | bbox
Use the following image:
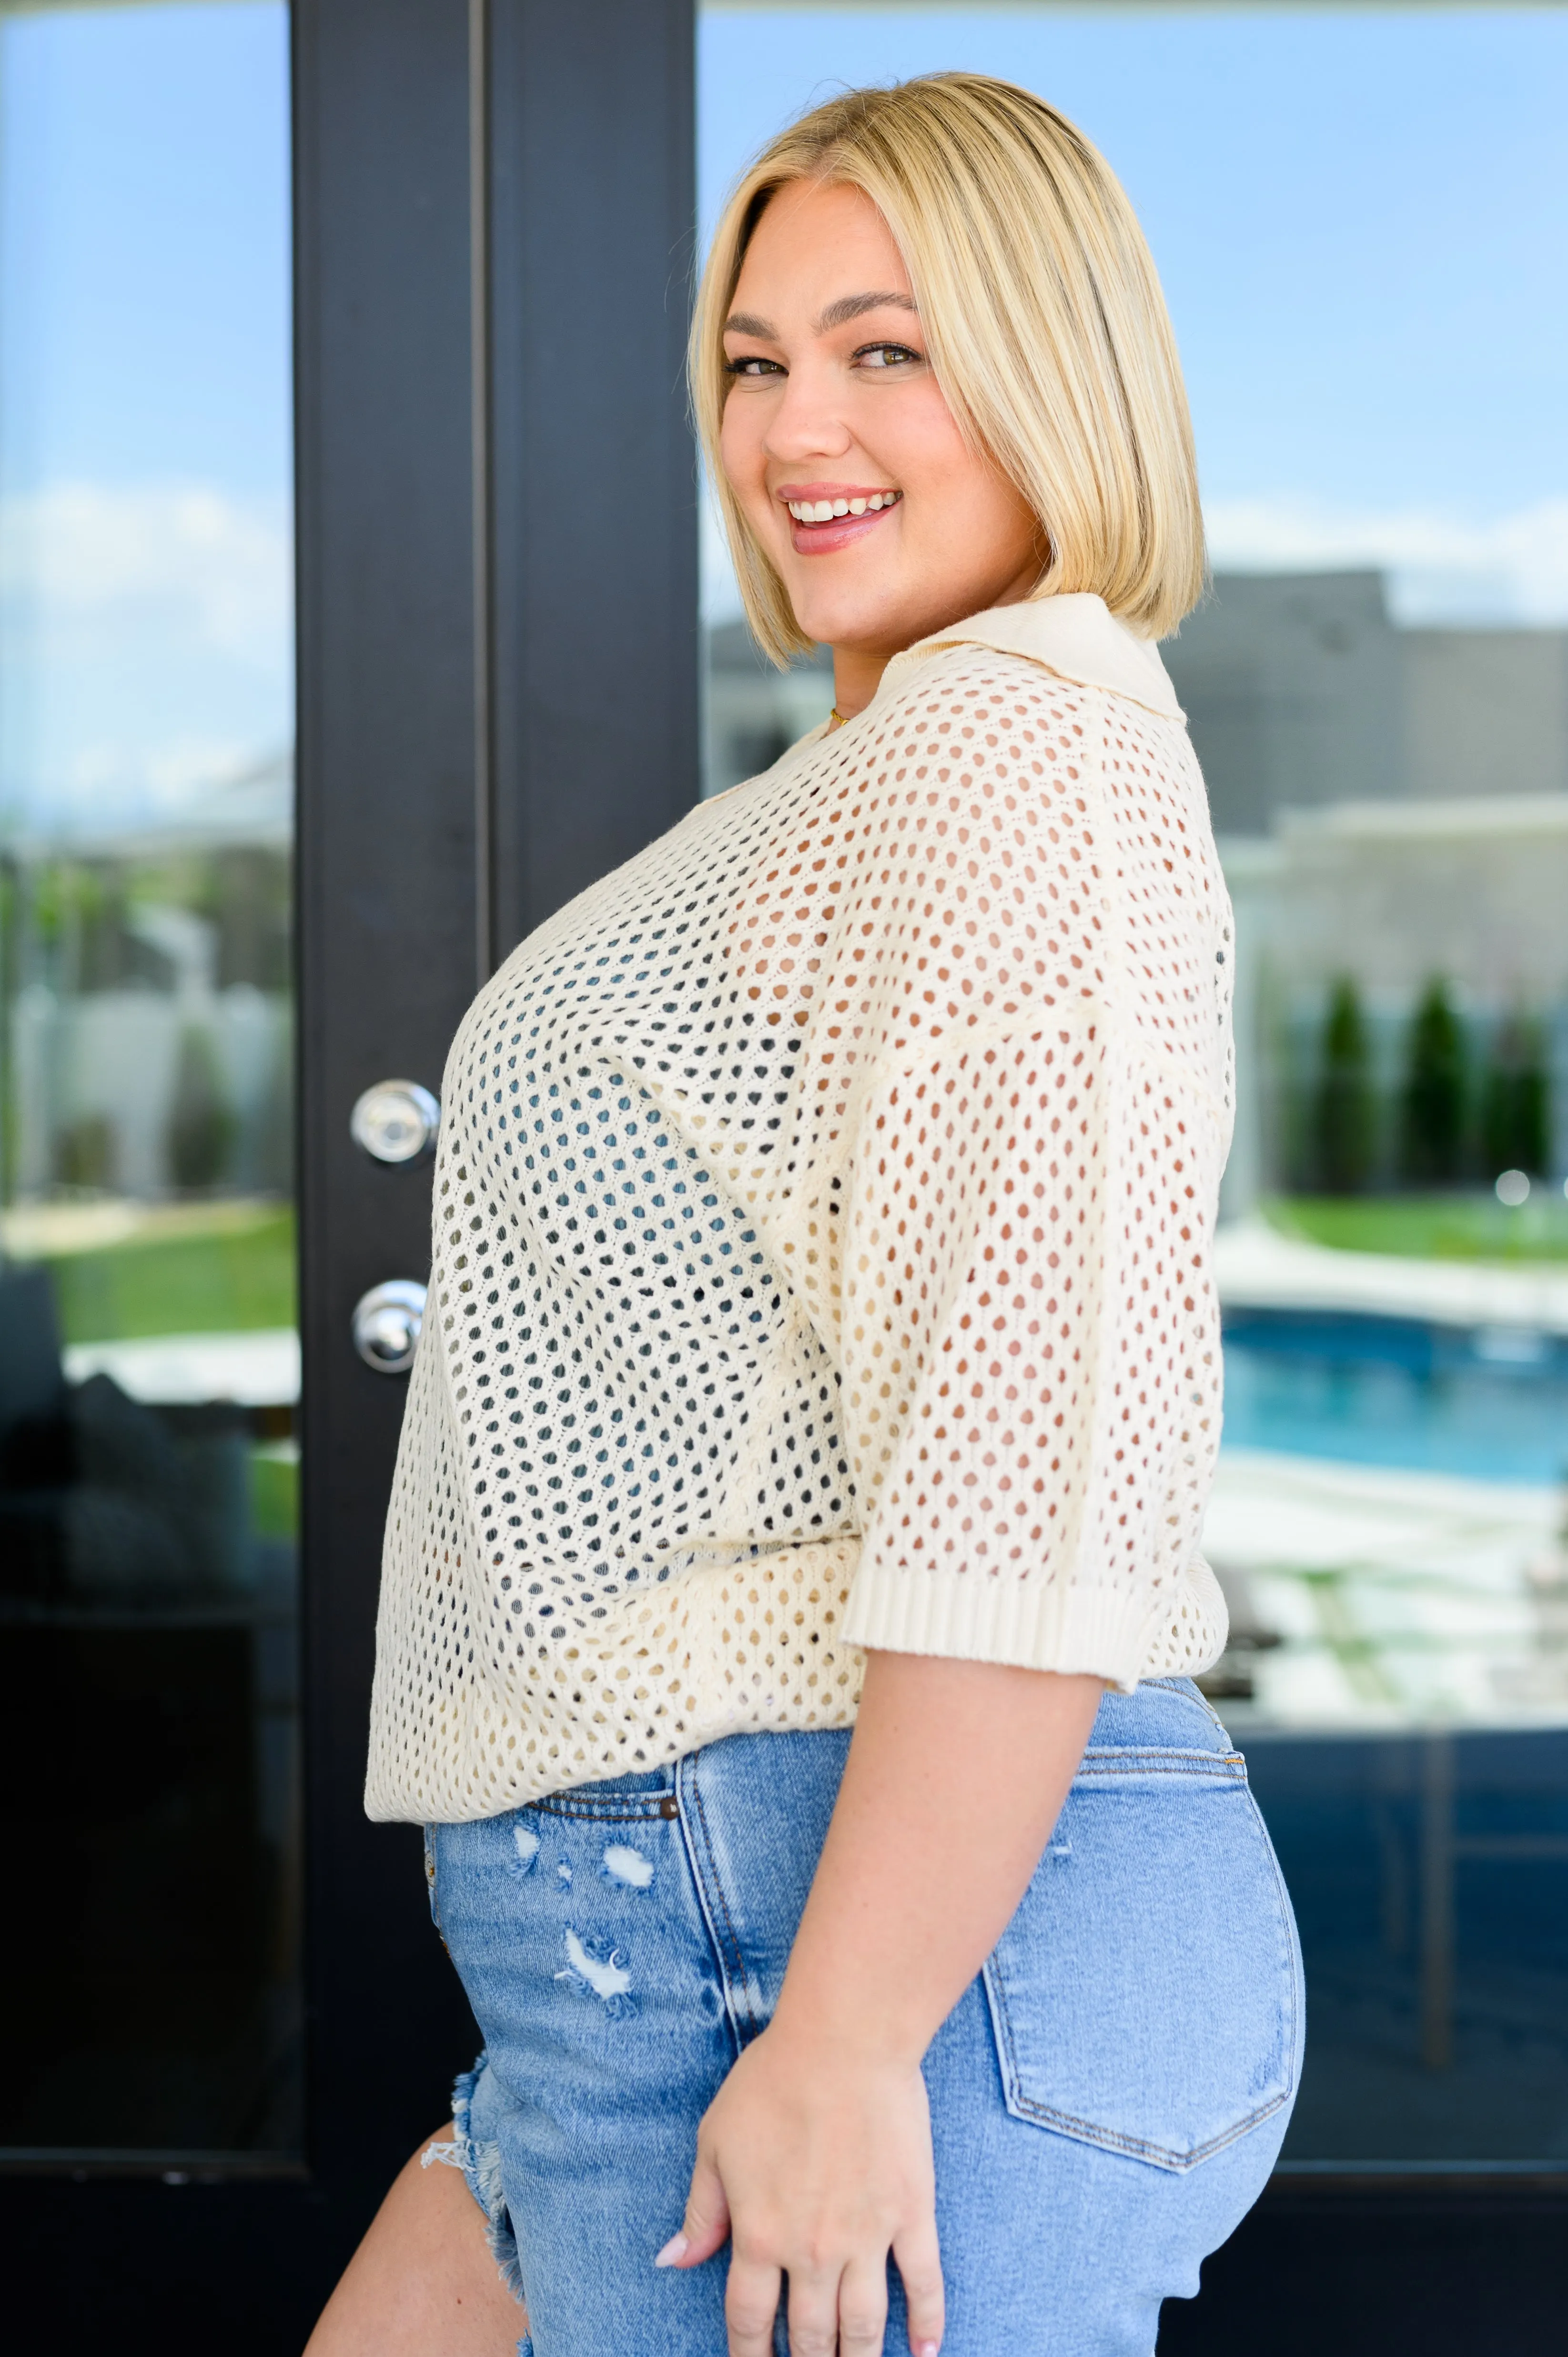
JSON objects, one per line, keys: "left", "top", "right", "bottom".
{"left": 167, "top": 1025, "right": 235, "bottom": 1192}
{"left": 1399, "top": 978, "right": 1468, "bottom": 1186}
{"left": 1482, "top": 1008, "right": 1551, "bottom": 1179}
{"left": 1313, "top": 976, "right": 1376, "bottom": 1194}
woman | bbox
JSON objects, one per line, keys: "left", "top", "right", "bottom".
{"left": 309, "top": 73, "right": 1302, "bottom": 2357}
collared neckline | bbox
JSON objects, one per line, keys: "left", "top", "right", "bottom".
{"left": 873, "top": 591, "right": 1184, "bottom": 722}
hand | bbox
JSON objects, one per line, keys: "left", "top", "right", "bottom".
{"left": 656, "top": 2020, "right": 944, "bottom": 2357}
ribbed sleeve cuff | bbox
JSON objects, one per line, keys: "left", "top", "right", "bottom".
{"left": 841, "top": 1557, "right": 1155, "bottom": 1694}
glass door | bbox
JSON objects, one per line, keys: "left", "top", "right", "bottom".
{"left": 2, "top": 3, "right": 698, "bottom": 2343}
{"left": 0, "top": 0, "right": 301, "bottom": 2167}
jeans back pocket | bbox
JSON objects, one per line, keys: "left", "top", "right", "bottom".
{"left": 981, "top": 1749, "right": 1302, "bottom": 2174}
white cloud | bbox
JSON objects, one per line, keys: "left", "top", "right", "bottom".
{"left": 1204, "top": 495, "right": 1568, "bottom": 627}
{"left": 0, "top": 480, "right": 293, "bottom": 833}
{"left": 0, "top": 479, "right": 292, "bottom": 661}
{"left": 67, "top": 734, "right": 262, "bottom": 811}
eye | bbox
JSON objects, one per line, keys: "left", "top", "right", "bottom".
{"left": 723, "top": 353, "right": 784, "bottom": 379}
{"left": 853, "top": 341, "right": 921, "bottom": 371}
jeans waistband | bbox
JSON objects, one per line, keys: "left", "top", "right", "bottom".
{"left": 527, "top": 1677, "right": 1236, "bottom": 1817}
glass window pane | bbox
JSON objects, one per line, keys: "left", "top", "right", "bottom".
{"left": 699, "top": 3, "right": 1568, "bottom": 2169}
{"left": 0, "top": 1, "right": 298, "bottom": 2162}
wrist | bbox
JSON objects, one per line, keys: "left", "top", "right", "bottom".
{"left": 768, "top": 1974, "right": 931, "bottom": 2074}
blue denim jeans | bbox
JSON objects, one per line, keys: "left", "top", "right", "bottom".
{"left": 424, "top": 1678, "right": 1303, "bottom": 2356}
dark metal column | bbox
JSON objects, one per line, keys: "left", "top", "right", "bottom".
{"left": 293, "top": 0, "right": 483, "bottom": 2226}
{"left": 295, "top": 0, "right": 697, "bottom": 2236}
{"left": 485, "top": 0, "right": 700, "bottom": 959}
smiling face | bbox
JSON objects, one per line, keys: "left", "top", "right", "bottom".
{"left": 719, "top": 179, "right": 1045, "bottom": 715}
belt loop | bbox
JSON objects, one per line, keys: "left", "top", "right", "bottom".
{"left": 675, "top": 1748, "right": 764, "bottom": 2047}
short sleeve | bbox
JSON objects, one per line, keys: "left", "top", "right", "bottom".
{"left": 829, "top": 658, "right": 1232, "bottom": 1687}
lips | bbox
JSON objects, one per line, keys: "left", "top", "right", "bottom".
{"left": 778, "top": 485, "right": 901, "bottom": 558}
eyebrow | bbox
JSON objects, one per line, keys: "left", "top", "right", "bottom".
{"left": 816, "top": 290, "right": 917, "bottom": 334}
{"left": 722, "top": 290, "right": 920, "bottom": 340}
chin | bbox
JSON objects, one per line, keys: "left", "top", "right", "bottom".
{"left": 785, "top": 587, "right": 906, "bottom": 652}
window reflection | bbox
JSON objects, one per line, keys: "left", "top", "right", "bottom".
{"left": 0, "top": 2, "right": 298, "bottom": 2160}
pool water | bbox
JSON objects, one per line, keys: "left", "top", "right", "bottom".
{"left": 1214, "top": 1312, "right": 1568, "bottom": 2174}
{"left": 1221, "top": 1310, "right": 1568, "bottom": 1487}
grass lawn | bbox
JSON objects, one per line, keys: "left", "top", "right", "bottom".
{"left": 250, "top": 1445, "right": 299, "bottom": 1540}
{"left": 39, "top": 1204, "right": 296, "bottom": 1342}
{"left": 1268, "top": 1193, "right": 1568, "bottom": 1263}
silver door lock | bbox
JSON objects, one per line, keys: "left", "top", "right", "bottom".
{"left": 350, "top": 1078, "right": 440, "bottom": 1164}
{"left": 352, "top": 1279, "right": 427, "bottom": 1373}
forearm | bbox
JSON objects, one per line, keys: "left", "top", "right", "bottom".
{"left": 771, "top": 1650, "right": 1104, "bottom": 2067}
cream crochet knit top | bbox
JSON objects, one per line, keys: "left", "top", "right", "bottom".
{"left": 366, "top": 594, "right": 1233, "bottom": 1821}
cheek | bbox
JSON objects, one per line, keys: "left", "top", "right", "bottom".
{"left": 719, "top": 400, "right": 766, "bottom": 504}
{"left": 903, "top": 378, "right": 973, "bottom": 462}
{"left": 876, "top": 391, "right": 990, "bottom": 512}
{"left": 913, "top": 435, "right": 1035, "bottom": 561}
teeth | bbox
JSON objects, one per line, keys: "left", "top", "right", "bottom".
{"left": 785, "top": 490, "right": 900, "bottom": 521}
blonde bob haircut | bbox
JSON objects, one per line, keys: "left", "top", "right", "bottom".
{"left": 691, "top": 72, "right": 1205, "bottom": 661}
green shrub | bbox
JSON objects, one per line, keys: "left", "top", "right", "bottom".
{"left": 167, "top": 1026, "right": 236, "bottom": 1192}
{"left": 1314, "top": 977, "right": 1376, "bottom": 1194}
{"left": 1481, "top": 1009, "right": 1551, "bottom": 1178}
{"left": 1399, "top": 979, "right": 1468, "bottom": 1186}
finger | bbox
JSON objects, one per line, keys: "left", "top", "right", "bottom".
{"left": 784, "top": 2259, "right": 843, "bottom": 2357}
{"left": 726, "top": 2254, "right": 784, "bottom": 2357}
{"left": 893, "top": 2215, "right": 946, "bottom": 2357}
{"left": 655, "top": 2143, "right": 730, "bottom": 2269}
{"left": 835, "top": 2255, "right": 891, "bottom": 2356}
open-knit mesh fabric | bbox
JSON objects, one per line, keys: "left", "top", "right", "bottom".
{"left": 366, "top": 642, "right": 1234, "bottom": 1820}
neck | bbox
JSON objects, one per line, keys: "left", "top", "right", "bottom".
{"left": 829, "top": 646, "right": 890, "bottom": 722}
{"left": 828, "top": 554, "right": 1043, "bottom": 720}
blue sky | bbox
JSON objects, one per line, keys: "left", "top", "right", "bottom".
{"left": 0, "top": 2, "right": 291, "bottom": 832}
{"left": 2, "top": 3, "right": 1565, "bottom": 831}
{"left": 700, "top": 5, "right": 1568, "bottom": 621}
{"left": 1, "top": 3, "right": 289, "bottom": 496}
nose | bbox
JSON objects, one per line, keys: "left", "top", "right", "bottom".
{"left": 762, "top": 358, "right": 853, "bottom": 465}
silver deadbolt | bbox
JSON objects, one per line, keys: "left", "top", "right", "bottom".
{"left": 352, "top": 1279, "right": 427, "bottom": 1373}
{"left": 350, "top": 1078, "right": 440, "bottom": 1164}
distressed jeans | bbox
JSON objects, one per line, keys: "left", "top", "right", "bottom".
{"left": 423, "top": 1677, "right": 1303, "bottom": 2357}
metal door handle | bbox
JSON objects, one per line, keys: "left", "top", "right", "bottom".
{"left": 350, "top": 1079, "right": 440, "bottom": 1164}
{"left": 352, "top": 1279, "right": 427, "bottom": 1372}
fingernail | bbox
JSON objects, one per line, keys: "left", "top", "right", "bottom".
{"left": 915, "top": 2344, "right": 941, "bottom": 2357}
{"left": 654, "top": 2232, "right": 688, "bottom": 2269}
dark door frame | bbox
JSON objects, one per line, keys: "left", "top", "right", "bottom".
{"left": 4, "top": 4, "right": 697, "bottom": 2346}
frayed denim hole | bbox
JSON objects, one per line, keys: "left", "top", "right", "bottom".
{"left": 554, "top": 1927, "right": 638, "bottom": 2020}
{"left": 478, "top": 2175, "right": 526, "bottom": 2304}
{"left": 423, "top": 2134, "right": 525, "bottom": 2305}
{"left": 601, "top": 1841, "right": 654, "bottom": 1890}
{"left": 434, "top": 2054, "right": 528, "bottom": 2305}
{"left": 450, "top": 2054, "right": 484, "bottom": 2145}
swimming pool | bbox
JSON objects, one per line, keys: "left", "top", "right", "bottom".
{"left": 1221, "top": 1308, "right": 1568, "bottom": 1487}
